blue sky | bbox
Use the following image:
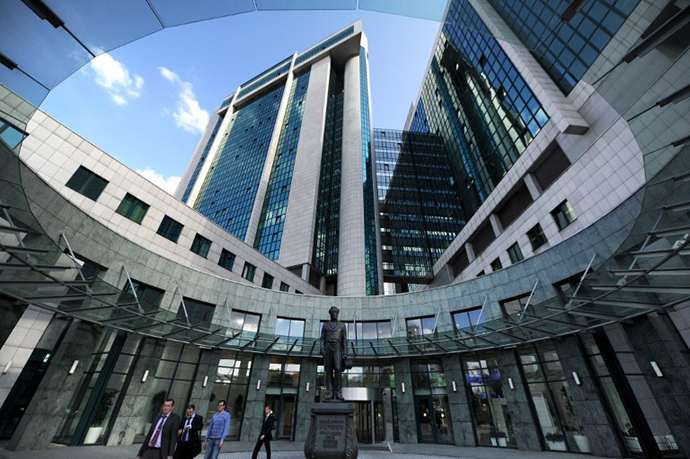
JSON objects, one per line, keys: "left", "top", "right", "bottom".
{"left": 40, "top": 10, "right": 439, "bottom": 193}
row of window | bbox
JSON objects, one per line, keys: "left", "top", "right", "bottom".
{"left": 64, "top": 165, "right": 297, "bottom": 293}
{"left": 484, "top": 199, "right": 577, "bottom": 276}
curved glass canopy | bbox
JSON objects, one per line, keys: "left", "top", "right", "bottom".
{"left": 0, "top": 0, "right": 447, "bottom": 108}
{"left": 2, "top": 131, "right": 689, "bottom": 360}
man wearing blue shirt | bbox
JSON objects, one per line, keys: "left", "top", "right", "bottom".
{"left": 204, "top": 400, "right": 230, "bottom": 459}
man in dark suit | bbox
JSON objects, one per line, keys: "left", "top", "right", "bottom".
{"left": 251, "top": 406, "right": 274, "bottom": 459}
{"left": 137, "top": 398, "right": 181, "bottom": 459}
{"left": 174, "top": 404, "right": 203, "bottom": 459}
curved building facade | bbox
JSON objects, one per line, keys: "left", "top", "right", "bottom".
{"left": 1, "top": 0, "right": 690, "bottom": 458}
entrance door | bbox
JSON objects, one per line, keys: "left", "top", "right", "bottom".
{"left": 265, "top": 395, "right": 297, "bottom": 440}
{"left": 354, "top": 401, "right": 373, "bottom": 443}
{"left": 415, "top": 395, "right": 453, "bottom": 444}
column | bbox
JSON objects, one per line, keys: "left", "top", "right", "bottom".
{"left": 279, "top": 56, "right": 332, "bottom": 270}
{"left": 187, "top": 349, "right": 222, "bottom": 421}
{"left": 337, "top": 53, "right": 367, "bottom": 296}
{"left": 240, "top": 353, "right": 271, "bottom": 442}
{"left": 294, "top": 358, "right": 318, "bottom": 441}
{"left": 393, "top": 359, "right": 416, "bottom": 443}
{"left": 442, "top": 355, "right": 475, "bottom": 446}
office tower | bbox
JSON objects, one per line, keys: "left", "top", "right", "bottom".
{"left": 176, "top": 22, "right": 383, "bottom": 296}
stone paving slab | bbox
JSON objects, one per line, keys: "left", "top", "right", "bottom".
{"left": 0, "top": 441, "right": 604, "bottom": 459}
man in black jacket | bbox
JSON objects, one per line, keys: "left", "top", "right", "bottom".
{"left": 174, "top": 404, "right": 203, "bottom": 459}
{"left": 251, "top": 406, "right": 274, "bottom": 459}
{"left": 137, "top": 398, "right": 181, "bottom": 459}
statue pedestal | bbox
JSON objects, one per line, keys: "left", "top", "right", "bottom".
{"left": 304, "top": 402, "right": 358, "bottom": 459}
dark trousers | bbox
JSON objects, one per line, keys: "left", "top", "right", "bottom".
{"left": 141, "top": 448, "right": 163, "bottom": 459}
{"left": 251, "top": 436, "right": 271, "bottom": 459}
{"left": 173, "top": 440, "right": 196, "bottom": 459}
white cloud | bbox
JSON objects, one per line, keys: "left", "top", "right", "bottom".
{"left": 89, "top": 53, "right": 144, "bottom": 105}
{"left": 158, "top": 66, "right": 210, "bottom": 134}
{"left": 136, "top": 167, "right": 181, "bottom": 195}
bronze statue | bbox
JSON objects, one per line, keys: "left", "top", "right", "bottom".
{"left": 320, "top": 306, "right": 347, "bottom": 401}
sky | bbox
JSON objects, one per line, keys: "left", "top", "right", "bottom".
{"left": 40, "top": 10, "right": 440, "bottom": 194}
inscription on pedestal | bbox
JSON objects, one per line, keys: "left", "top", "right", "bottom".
{"left": 304, "top": 402, "right": 357, "bottom": 459}
{"left": 318, "top": 416, "right": 346, "bottom": 450}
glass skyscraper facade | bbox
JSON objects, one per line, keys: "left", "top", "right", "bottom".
{"left": 254, "top": 70, "right": 311, "bottom": 259}
{"left": 410, "top": 0, "right": 549, "bottom": 218}
{"left": 360, "top": 47, "right": 380, "bottom": 296}
{"left": 194, "top": 84, "right": 285, "bottom": 241}
{"left": 313, "top": 69, "right": 344, "bottom": 278}
{"left": 375, "top": 129, "right": 465, "bottom": 283}
{"left": 487, "top": 0, "right": 640, "bottom": 94}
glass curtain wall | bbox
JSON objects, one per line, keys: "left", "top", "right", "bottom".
{"left": 206, "top": 351, "right": 253, "bottom": 441}
{"left": 518, "top": 344, "right": 591, "bottom": 453}
{"left": 462, "top": 353, "right": 516, "bottom": 448}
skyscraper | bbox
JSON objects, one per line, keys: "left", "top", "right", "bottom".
{"left": 177, "top": 22, "right": 383, "bottom": 296}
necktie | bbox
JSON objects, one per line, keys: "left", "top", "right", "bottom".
{"left": 149, "top": 415, "right": 167, "bottom": 447}
{"left": 184, "top": 417, "right": 192, "bottom": 441}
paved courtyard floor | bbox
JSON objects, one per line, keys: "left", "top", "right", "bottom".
{"left": 0, "top": 440, "right": 612, "bottom": 459}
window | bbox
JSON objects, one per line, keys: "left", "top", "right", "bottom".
{"left": 229, "top": 309, "right": 260, "bottom": 333}
{"left": 526, "top": 223, "right": 548, "bottom": 250}
{"left": 452, "top": 307, "right": 483, "bottom": 332}
{"left": 156, "top": 215, "right": 184, "bottom": 243}
{"left": 275, "top": 317, "right": 305, "bottom": 338}
{"left": 119, "top": 279, "right": 165, "bottom": 310}
{"left": 261, "top": 273, "right": 274, "bottom": 289}
{"left": 115, "top": 193, "right": 149, "bottom": 224}
{"left": 551, "top": 200, "right": 577, "bottom": 231}
{"left": 242, "top": 262, "right": 256, "bottom": 282}
{"left": 320, "top": 320, "right": 393, "bottom": 340}
{"left": 463, "top": 352, "right": 517, "bottom": 448}
{"left": 507, "top": 242, "right": 524, "bottom": 264}
{"left": 500, "top": 292, "right": 537, "bottom": 319}
{"left": 518, "top": 343, "right": 591, "bottom": 453}
{"left": 177, "top": 297, "right": 215, "bottom": 325}
{"left": 190, "top": 234, "right": 212, "bottom": 258}
{"left": 218, "top": 249, "right": 236, "bottom": 271}
{"left": 65, "top": 166, "right": 109, "bottom": 201}
{"left": 406, "top": 316, "right": 436, "bottom": 338}
{"left": 279, "top": 282, "right": 290, "bottom": 292}
{"left": 490, "top": 257, "right": 503, "bottom": 272}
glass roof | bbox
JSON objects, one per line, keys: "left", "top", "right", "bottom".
{"left": 0, "top": 0, "right": 447, "bottom": 108}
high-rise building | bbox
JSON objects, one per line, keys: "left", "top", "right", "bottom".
{"left": 1, "top": 0, "right": 690, "bottom": 457}
{"left": 177, "top": 22, "right": 383, "bottom": 296}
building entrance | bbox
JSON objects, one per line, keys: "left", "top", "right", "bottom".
{"left": 265, "top": 394, "right": 297, "bottom": 440}
{"left": 415, "top": 395, "right": 453, "bottom": 444}
{"left": 341, "top": 388, "right": 389, "bottom": 444}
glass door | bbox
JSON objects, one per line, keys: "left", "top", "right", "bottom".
{"left": 416, "top": 397, "right": 435, "bottom": 443}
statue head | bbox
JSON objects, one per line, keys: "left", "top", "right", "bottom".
{"left": 329, "top": 306, "right": 339, "bottom": 320}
